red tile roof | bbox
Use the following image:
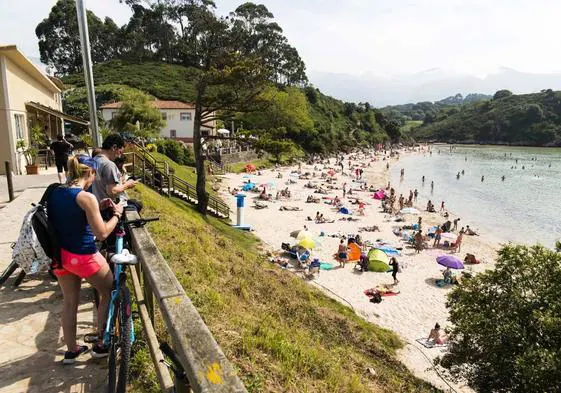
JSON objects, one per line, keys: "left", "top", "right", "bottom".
{"left": 100, "top": 100, "right": 195, "bottom": 110}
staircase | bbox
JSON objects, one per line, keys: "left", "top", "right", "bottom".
{"left": 125, "top": 147, "right": 230, "bottom": 219}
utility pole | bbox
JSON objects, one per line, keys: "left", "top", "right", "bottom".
{"left": 75, "top": 0, "right": 101, "bottom": 147}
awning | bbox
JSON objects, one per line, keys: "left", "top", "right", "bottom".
{"left": 26, "top": 101, "right": 89, "bottom": 126}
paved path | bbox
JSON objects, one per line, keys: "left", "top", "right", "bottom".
{"left": 0, "top": 189, "right": 107, "bottom": 393}
{"left": 0, "top": 169, "right": 59, "bottom": 205}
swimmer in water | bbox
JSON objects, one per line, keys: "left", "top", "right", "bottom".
{"left": 422, "top": 175, "right": 425, "bottom": 183}
{"left": 481, "top": 176, "right": 485, "bottom": 182}
{"left": 456, "top": 172, "right": 460, "bottom": 179}
{"left": 461, "top": 170, "right": 465, "bottom": 175}
{"left": 431, "top": 181, "right": 434, "bottom": 189}
{"left": 501, "top": 175, "right": 505, "bottom": 181}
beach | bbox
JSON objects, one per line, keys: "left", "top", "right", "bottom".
{"left": 220, "top": 150, "right": 499, "bottom": 392}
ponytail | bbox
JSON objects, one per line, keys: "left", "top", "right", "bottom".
{"left": 67, "top": 155, "right": 93, "bottom": 184}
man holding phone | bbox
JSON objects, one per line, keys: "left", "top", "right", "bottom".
{"left": 92, "top": 134, "right": 138, "bottom": 209}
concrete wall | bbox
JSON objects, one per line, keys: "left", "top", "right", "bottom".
{"left": 219, "top": 150, "right": 260, "bottom": 165}
{"left": 0, "top": 55, "right": 62, "bottom": 174}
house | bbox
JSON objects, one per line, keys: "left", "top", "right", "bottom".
{"left": 0, "top": 45, "right": 89, "bottom": 174}
{"left": 100, "top": 100, "right": 216, "bottom": 143}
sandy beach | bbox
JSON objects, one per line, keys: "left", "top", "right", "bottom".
{"left": 220, "top": 150, "right": 499, "bottom": 392}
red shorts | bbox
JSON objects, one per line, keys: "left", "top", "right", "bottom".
{"left": 54, "top": 248, "right": 107, "bottom": 278}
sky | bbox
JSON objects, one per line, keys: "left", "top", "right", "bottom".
{"left": 2, "top": 0, "right": 561, "bottom": 105}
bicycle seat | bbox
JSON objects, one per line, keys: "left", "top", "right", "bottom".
{"left": 110, "top": 252, "right": 138, "bottom": 265}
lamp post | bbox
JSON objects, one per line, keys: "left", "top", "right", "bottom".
{"left": 75, "top": 0, "right": 101, "bottom": 147}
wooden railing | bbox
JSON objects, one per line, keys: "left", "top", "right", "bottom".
{"left": 126, "top": 210, "right": 246, "bottom": 393}
{"left": 125, "top": 148, "right": 230, "bottom": 218}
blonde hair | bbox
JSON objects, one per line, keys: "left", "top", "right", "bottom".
{"left": 67, "top": 155, "right": 94, "bottom": 184}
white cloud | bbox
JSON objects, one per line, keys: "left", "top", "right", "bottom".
{"left": 3, "top": 0, "right": 561, "bottom": 103}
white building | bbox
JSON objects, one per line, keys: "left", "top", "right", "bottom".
{"left": 100, "top": 100, "right": 215, "bottom": 143}
{"left": 0, "top": 45, "right": 88, "bottom": 174}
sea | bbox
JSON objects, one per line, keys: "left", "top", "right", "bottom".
{"left": 390, "top": 145, "right": 561, "bottom": 248}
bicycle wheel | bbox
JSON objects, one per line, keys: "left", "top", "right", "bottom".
{"left": 108, "top": 285, "right": 133, "bottom": 393}
{"left": 0, "top": 261, "right": 19, "bottom": 287}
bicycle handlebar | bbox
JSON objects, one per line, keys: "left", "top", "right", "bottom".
{"left": 122, "top": 217, "right": 160, "bottom": 228}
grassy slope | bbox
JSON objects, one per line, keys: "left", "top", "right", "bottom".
{"left": 228, "top": 158, "right": 273, "bottom": 173}
{"left": 129, "top": 185, "right": 437, "bottom": 392}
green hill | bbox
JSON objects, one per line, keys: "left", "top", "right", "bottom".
{"left": 411, "top": 89, "right": 561, "bottom": 146}
{"left": 128, "top": 184, "right": 436, "bottom": 392}
{"left": 62, "top": 60, "right": 391, "bottom": 153}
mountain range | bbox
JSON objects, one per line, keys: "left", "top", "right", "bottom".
{"left": 309, "top": 67, "right": 561, "bottom": 107}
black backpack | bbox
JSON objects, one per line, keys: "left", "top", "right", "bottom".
{"left": 34, "top": 183, "right": 62, "bottom": 269}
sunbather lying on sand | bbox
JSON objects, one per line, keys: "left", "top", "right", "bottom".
{"left": 279, "top": 205, "right": 302, "bottom": 211}
{"left": 359, "top": 225, "right": 380, "bottom": 232}
{"left": 339, "top": 217, "right": 360, "bottom": 222}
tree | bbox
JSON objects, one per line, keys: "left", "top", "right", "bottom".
{"left": 385, "top": 120, "right": 402, "bottom": 143}
{"left": 255, "top": 136, "right": 302, "bottom": 162}
{"left": 493, "top": 89, "right": 513, "bottom": 100}
{"left": 36, "top": 0, "right": 120, "bottom": 75}
{"left": 442, "top": 244, "right": 561, "bottom": 392}
{"left": 109, "top": 92, "right": 165, "bottom": 138}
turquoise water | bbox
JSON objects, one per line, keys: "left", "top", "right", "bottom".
{"left": 390, "top": 145, "right": 561, "bottom": 247}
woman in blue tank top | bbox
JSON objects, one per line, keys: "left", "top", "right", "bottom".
{"left": 48, "top": 155, "right": 124, "bottom": 364}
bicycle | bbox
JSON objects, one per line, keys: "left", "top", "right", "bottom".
{"left": 101, "top": 216, "right": 159, "bottom": 393}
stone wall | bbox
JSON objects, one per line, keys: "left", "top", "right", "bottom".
{"left": 219, "top": 150, "right": 260, "bottom": 164}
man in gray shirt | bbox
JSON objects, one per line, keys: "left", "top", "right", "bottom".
{"left": 92, "top": 134, "right": 137, "bottom": 203}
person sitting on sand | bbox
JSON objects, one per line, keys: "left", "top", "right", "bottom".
{"left": 442, "top": 267, "right": 453, "bottom": 283}
{"left": 464, "top": 225, "right": 479, "bottom": 236}
{"left": 337, "top": 239, "right": 349, "bottom": 268}
{"left": 464, "top": 253, "right": 479, "bottom": 264}
{"left": 306, "top": 195, "right": 320, "bottom": 203}
{"left": 259, "top": 189, "right": 271, "bottom": 201}
{"left": 426, "top": 200, "right": 436, "bottom": 213}
{"left": 427, "top": 323, "right": 448, "bottom": 345}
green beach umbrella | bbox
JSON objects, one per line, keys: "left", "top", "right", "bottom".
{"left": 367, "top": 249, "right": 390, "bottom": 272}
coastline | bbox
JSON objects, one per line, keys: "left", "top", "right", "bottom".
{"left": 220, "top": 149, "right": 500, "bottom": 392}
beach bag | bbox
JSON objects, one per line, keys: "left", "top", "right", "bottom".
{"left": 12, "top": 184, "right": 61, "bottom": 274}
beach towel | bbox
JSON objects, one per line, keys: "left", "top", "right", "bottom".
{"left": 320, "top": 262, "right": 334, "bottom": 270}
{"left": 415, "top": 338, "right": 449, "bottom": 349}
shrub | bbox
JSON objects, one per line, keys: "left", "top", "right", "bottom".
{"left": 156, "top": 139, "right": 195, "bottom": 166}
{"left": 442, "top": 244, "right": 561, "bottom": 392}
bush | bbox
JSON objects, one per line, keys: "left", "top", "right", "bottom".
{"left": 146, "top": 143, "right": 157, "bottom": 152}
{"left": 442, "top": 244, "right": 561, "bottom": 392}
{"left": 155, "top": 139, "right": 195, "bottom": 166}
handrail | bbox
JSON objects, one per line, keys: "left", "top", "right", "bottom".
{"left": 125, "top": 149, "right": 230, "bottom": 218}
{"left": 126, "top": 210, "right": 246, "bottom": 393}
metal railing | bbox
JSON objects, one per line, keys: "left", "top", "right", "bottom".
{"left": 124, "top": 148, "right": 230, "bottom": 218}
{"left": 126, "top": 210, "right": 246, "bottom": 393}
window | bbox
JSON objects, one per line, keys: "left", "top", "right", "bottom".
{"left": 170, "top": 130, "right": 177, "bottom": 138}
{"left": 161, "top": 112, "right": 167, "bottom": 120}
{"left": 14, "top": 114, "right": 25, "bottom": 140}
{"left": 111, "top": 111, "right": 117, "bottom": 119}
{"left": 180, "top": 112, "right": 192, "bottom": 121}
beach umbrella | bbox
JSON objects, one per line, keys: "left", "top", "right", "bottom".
{"left": 327, "top": 169, "right": 335, "bottom": 176}
{"left": 400, "top": 207, "right": 420, "bottom": 214}
{"left": 367, "top": 249, "right": 390, "bottom": 272}
{"left": 245, "top": 164, "right": 256, "bottom": 172}
{"left": 373, "top": 190, "right": 385, "bottom": 200}
{"left": 298, "top": 237, "right": 316, "bottom": 249}
{"left": 242, "top": 182, "right": 255, "bottom": 191}
{"left": 436, "top": 255, "right": 464, "bottom": 269}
